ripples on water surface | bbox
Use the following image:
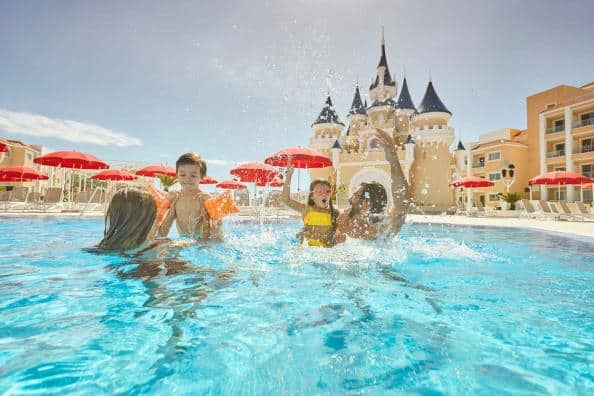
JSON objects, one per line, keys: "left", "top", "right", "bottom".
{"left": 0, "top": 217, "right": 593, "bottom": 394}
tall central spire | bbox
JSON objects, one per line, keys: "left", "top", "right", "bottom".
{"left": 378, "top": 26, "right": 388, "bottom": 69}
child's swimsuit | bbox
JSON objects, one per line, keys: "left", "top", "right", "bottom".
{"left": 302, "top": 208, "right": 334, "bottom": 247}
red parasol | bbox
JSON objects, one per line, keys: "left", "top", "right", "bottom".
{"left": 0, "top": 166, "right": 49, "bottom": 181}
{"left": 230, "top": 162, "right": 277, "bottom": 184}
{"left": 200, "top": 175, "right": 218, "bottom": 185}
{"left": 0, "top": 139, "right": 9, "bottom": 153}
{"left": 216, "top": 179, "right": 247, "bottom": 190}
{"left": 91, "top": 169, "right": 137, "bottom": 181}
{"left": 34, "top": 151, "right": 108, "bottom": 169}
{"left": 450, "top": 176, "right": 494, "bottom": 188}
{"left": 583, "top": 183, "right": 592, "bottom": 190}
{"left": 264, "top": 147, "right": 332, "bottom": 168}
{"left": 268, "top": 176, "right": 284, "bottom": 188}
{"left": 528, "top": 171, "right": 594, "bottom": 185}
{"left": 135, "top": 165, "right": 177, "bottom": 178}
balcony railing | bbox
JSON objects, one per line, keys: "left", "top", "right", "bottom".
{"left": 472, "top": 162, "right": 485, "bottom": 168}
{"left": 546, "top": 125, "right": 564, "bottom": 134}
{"left": 574, "top": 118, "right": 594, "bottom": 128}
{"left": 546, "top": 150, "right": 565, "bottom": 158}
{"left": 574, "top": 144, "right": 594, "bottom": 154}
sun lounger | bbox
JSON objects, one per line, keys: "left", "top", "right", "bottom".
{"left": 520, "top": 199, "right": 552, "bottom": 220}
{"left": 557, "top": 201, "right": 590, "bottom": 221}
{"left": 455, "top": 200, "right": 468, "bottom": 216}
{"left": 537, "top": 200, "right": 561, "bottom": 220}
{"left": 4, "top": 187, "right": 29, "bottom": 210}
{"left": 78, "top": 188, "right": 107, "bottom": 214}
{"left": 575, "top": 201, "right": 594, "bottom": 220}
{"left": 0, "top": 190, "right": 10, "bottom": 210}
{"left": 41, "top": 187, "right": 64, "bottom": 212}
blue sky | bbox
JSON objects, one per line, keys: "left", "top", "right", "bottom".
{"left": 1, "top": 0, "right": 593, "bottom": 182}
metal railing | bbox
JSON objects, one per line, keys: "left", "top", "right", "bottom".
{"left": 574, "top": 118, "right": 594, "bottom": 128}
{"left": 546, "top": 150, "right": 565, "bottom": 158}
{"left": 575, "top": 144, "right": 594, "bottom": 154}
{"left": 545, "top": 125, "right": 564, "bottom": 134}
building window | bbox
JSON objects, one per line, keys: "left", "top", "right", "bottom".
{"left": 488, "top": 172, "right": 501, "bottom": 181}
{"left": 582, "top": 138, "right": 593, "bottom": 153}
{"left": 554, "top": 143, "right": 565, "bottom": 156}
{"left": 581, "top": 112, "right": 593, "bottom": 121}
{"left": 554, "top": 167, "right": 566, "bottom": 171}
{"left": 487, "top": 152, "right": 501, "bottom": 161}
{"left": 26, "top": 153, "right": 32, "bottom": 161}
{"left": 488, "top": 194, "right": 500, "bottom": 201}
{"left": 583, "top": 164, "right": 593, "bottom": 178}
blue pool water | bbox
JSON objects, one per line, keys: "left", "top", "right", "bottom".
{"left": 0, "top": 217, "right": 593, "bottom": 394}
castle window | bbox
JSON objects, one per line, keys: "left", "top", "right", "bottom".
{"left": 368, "top": 137, "right": 381, "bottom": 149}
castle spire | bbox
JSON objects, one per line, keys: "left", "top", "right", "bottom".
{"left": 395, "top": 77, "right": 416, "bottom": 111}
{"left": 348, "top": 85, "right": 367, "bottom": 116}
{"left": 417, "top": 80, "right": 451, "bottom": 115}
{"left": 312, "top": 95, "right": 345, "bottom": 126}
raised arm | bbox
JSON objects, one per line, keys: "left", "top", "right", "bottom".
{"left": 158, "top": 193, "right": 178, "bottom": 237}
{"left": 373, "top": 128, "right": 410, "bottom": 235}
{"left": 281, "top": 161, "right": 307, "bottom": 215}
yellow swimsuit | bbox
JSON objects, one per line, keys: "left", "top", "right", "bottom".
{"left": 302, "top": 209, "right": 334, "bottom": 247}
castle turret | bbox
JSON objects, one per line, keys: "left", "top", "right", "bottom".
{"left": 454, "top": 140, "right": 466, "bottom": 176}
{"left": 310, "top": 95, "right": 344, "bottom": 153}
{"left": 403, "top": 134, "right": 416, "bottom": 184}
{"left": 309, "top": 96, "right": 344, "bottom": 183}
{"left": 408, "top": 79, "right": 455, "bottom": 213}
{"left": 347, "top": 85, "right": 367, "bottom": 142}
{"left": 369, "top": 28, "right": 397, "bottom": 104}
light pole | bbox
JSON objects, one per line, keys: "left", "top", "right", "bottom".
{"left": 501, "top": 164, "right": 516, "bottom": 193}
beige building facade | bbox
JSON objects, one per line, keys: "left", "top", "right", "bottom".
{"left": 308, "top": 34, "right": 456, "bottom": 214}
{"left": 456, "top": 81, "right": 594, "bottom": 207}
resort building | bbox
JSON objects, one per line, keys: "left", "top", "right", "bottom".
{"left": 456, "top": 81, "right": 594, "bottom": 207}
{"left": 455, "top": 129, "right": 530, "bottom": 208}
{"left": 308, "top": 32, "right": 456, "bottom": 214}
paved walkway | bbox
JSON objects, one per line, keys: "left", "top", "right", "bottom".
{"left": 408, "top": 214, "right": 594, "bottom": 239}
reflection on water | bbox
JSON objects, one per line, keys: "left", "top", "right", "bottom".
{"left": 0, "top": 218, "right": 593, "bottom": 394}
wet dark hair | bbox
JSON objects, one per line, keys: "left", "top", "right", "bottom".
{"left": 97, "top": 188, "right": 157, "bottom": 251}
{"left": 307, "top": 179, "right": 338, "bottom": 229}
{"left": 176, "top": 152, "right": 207, "bottom": 176}
{"left": 360, "top": 182, "right": 388, "bottom": 214}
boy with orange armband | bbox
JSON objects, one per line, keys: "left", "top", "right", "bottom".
{"left": 157, "top": 153, "right": 223, "bottom": 241}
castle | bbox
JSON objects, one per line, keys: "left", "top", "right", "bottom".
{"left": 308, "top": 32, "right": 456, "bottom": 214}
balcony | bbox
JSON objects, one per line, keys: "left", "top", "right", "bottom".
{"left": 546, "top": 125, "right": 564, "bottom": 134}
{"left": 546, "top": 150, "right": 565, "bottom": 158}
{"left": 574, "top": 118, "right": 594, "bottom": 128}
{"left": 472, "top": 162, "right": 485, "bottom": 168}
{"left": 573, "top": 145, "right": 594, "bottom": 155}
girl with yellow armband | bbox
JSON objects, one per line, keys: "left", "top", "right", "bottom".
{"left": 282, "top": 162, "right": 338, "bottom": 248}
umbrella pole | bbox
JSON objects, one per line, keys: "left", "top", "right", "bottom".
{"left": 530, "top": 185, "right": 533, "bottom": 201}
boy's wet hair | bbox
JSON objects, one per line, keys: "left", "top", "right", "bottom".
{"left": 360, "top": 182, "right": 387, "bottom": 214}
{"left": 97, "top": 188, "right": 157, "bottom": 251}
{"left": 176, "top": 152, "right": 207, "bottom": 176}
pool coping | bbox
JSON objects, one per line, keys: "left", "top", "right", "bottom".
{"left": 2, "top": 212, "right": 593, "bottom": 240}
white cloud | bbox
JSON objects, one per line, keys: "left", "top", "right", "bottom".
{"left": 0, "top": 109, "right": 142, "bottom": 147}
{"left": 206, "top": 159, "right": 238, "bottom": 166}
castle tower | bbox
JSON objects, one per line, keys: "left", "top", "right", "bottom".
{"left": 345, "top": 85, "right": 367, "bottom": 151}
{"left": 394, "top": 77, "right": 416, "bottom": 143}
{"left": 409, "top": 79, "right": 455, "bottom": 213}
{"left": 309, "top": 95, "right": 344, "bottom": 182}
{"left": 367, "top": 29, "right": 397, "bottom": 134}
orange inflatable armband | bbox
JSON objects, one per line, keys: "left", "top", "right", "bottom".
{"left": 146, "top": 184, "right": 171, "bottom": 224}
{"left": 204, "top": 190, "right": 239, "bottom": 221}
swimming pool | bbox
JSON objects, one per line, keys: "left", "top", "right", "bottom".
{"left": 0, "top": 217, "right": 592, "bottom": 394}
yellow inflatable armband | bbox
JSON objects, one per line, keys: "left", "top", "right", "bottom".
{"left": 204, "top": 190, "right": 239, "bottom": 221}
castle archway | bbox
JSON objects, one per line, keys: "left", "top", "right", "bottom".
{"left": 348, "top": 167, "right": 393, "bottom": 209}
